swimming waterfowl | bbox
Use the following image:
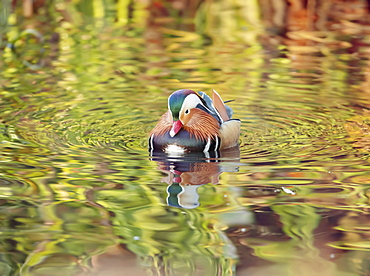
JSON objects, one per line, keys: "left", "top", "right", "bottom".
{"left": 149, "top": 89, "right": 241, "bottom": 153}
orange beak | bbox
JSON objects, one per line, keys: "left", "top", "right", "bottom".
{"left": 170, "top": 120, "right": 183, "bottom": 137}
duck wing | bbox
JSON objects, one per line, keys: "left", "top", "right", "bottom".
{"left": 198, "top": 90, "right": 233, "bottom": 123}
{"left": 224, "top": 104, "right": 234, "bottom": 120}
{"left": 197, "top": 91, "right": 221, "bottom": 123}
{"left": 211, "top": 89, "right": 229, "bottom": 122}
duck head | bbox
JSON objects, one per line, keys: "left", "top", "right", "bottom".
{"left": 168, "top": 89, "right": 206, "bottom": 137}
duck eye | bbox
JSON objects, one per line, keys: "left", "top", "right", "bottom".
{"left": 185, "top": 109, "right": 190, "bottom": 115}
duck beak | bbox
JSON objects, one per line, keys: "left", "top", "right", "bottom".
{"left": 170, "top": 120, "right": 183, "bottom": 137}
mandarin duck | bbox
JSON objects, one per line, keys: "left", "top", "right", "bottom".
{"left": 149, "top": 89, "right": 240, "bottom": 153}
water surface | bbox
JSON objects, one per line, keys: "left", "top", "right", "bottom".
{"left": 1, "top": 2, "right": 370, "bottom": 276}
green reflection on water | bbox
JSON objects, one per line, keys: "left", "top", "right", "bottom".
{"left": 1, "top": 1, "right": 370, "bottom": 276}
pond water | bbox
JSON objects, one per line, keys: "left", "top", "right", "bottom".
{"left": 2, "top": 2, "right": 370, "bottom": 276}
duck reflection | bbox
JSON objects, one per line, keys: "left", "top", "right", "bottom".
{"left": 151, "top": 147, "right": 240, "bottom": 209}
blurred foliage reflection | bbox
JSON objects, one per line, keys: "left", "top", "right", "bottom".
{"left": 2, "top": 0, "right": 370, "bottom": 275}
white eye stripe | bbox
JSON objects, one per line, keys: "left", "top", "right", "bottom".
{"left": 180, "top": 94, "right": 203, "bottom": 116}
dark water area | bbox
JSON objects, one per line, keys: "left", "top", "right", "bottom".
{"left": 2, "top": 1, "right": 370, "bottom": 275}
